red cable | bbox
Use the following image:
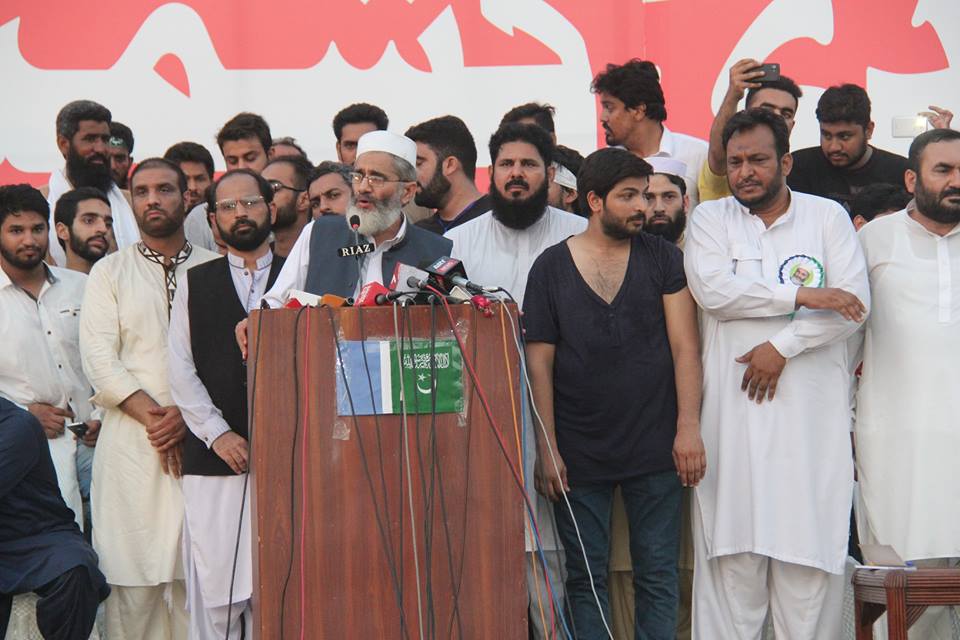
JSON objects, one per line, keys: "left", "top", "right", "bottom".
{"left": 424, "top": 286, "right": 559, "bottom": 637}
{"left": 299, "top": 309, "right": 311, "bottom": 639}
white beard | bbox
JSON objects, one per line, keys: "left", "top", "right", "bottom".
{"left": 346, "top": 193, "right": 403, "bottom": 237}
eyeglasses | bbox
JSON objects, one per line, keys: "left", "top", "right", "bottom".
{"left": 269, "top": 180, "right": 305, "bottom": 194}
{"left": 215, "top": 195, "right": 266, "bottom": 213}
{"left": 348, "top": 171, "right": 406, "bottom": 188}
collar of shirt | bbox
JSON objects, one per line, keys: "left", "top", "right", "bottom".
{"left": 903, "top": 203, "right": 960, "bottom": 239}
{"left": 0, "top": 263, "right": 58, "bottom": 297}
{"left": 731, "top": 188, "right": 797, "bottom": 231}
{"left": 226, "top": 250, "right": 274, "bottom": 272}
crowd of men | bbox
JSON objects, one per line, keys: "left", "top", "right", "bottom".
{"left": 1, "top": 56, "right": 958, "bottom": 640}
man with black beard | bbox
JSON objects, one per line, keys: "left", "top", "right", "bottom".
{"left": 257, "top": 131, "right": 450, "bottom": 314}
{"left": 260, "top": 155, "right": 312, "bottom": 257}
{"left": 169, "top": 169, "right": 282, "bottom": 639}
{"left": 43, "top": 100, "right": 139, "bottom": 267}
{"left": 108, "top": 122, "right": 134, "bottom": 190}
{"left": 53, "top": 188, "right": 113, "bottom": 274}
{"left": 444, "top": 122, "right": 587, "bottom": 640}
{"left": 855, "top": 128, "right": 960, "bottom": 639}
{"left": 643, "top": 157, "right": 690, "bottom": 246}
{"left": 406, "top": 115, "right": 490, "bottom": 234}
{"left": 788, "top": 84, "right": 908, "bottom": 210}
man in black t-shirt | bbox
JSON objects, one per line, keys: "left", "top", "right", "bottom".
{"left": 523, "top": 147, "right": 705, "bottom": 640}
{"left": 406, "top": 116, "right": 491, "bottom": 235}
{"left": 788, "top": 83, "right": 908, "bottom": 210}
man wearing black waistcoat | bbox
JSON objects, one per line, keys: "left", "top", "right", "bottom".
{"left": 261, "top": 130, "right": 452, "bottom": 308}
{"left": 167, "top": 168, "right": 283, "bottom": 639}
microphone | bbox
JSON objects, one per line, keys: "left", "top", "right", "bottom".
{"left": 338, "top": 215, "right": 375, "bottom": 258}
{"left": 423, "top": 256, "right": 489, "bottom": 294}
{"left": 355, "top": 281, "right": 391, "bottom": 307}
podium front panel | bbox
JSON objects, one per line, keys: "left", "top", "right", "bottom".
{"left": 248, "top": 304, "right": 528, "bottom": 639}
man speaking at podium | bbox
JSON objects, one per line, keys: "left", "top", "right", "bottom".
{"left": 262, "top": 130, "right": 451, "bottom": 307}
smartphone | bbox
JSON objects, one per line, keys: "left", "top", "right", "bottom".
{"left": 892, "top": 116, "right": 928, "bottom": 138}
{"left": 753, "top": 63, "right": 781, "bottom": 83}
{"left": 66, "top": 422, "right": 88, "bottom": 438}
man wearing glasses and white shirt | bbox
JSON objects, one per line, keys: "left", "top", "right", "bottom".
{"left": 258, "top": 131, "right": 451, "bottom": 311}
{"left": 260, "top": 155, "right": 313, "bottom": 258}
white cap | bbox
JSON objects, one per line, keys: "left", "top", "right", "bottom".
{"left": 645, "top": 156, "right": 688, "bottom": 179}
{"left": 552, "top": 162, "right": 578, "bottom": 191}
{"left": 356, "top": 130, "right": 417, "bottom": 168}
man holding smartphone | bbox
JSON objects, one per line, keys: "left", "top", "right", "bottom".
{"left": 0, "top": 184, "right": 101, "bottom": 530}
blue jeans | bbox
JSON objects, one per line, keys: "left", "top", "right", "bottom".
{"left": 554, "top": 470, "right": 681, "bottom": 640}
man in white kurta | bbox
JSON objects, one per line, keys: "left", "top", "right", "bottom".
{"left": 445, "top": 122, "right": 587, "bottom": 639}
{"left": 80, "top": 158, "right": 217, "bottom": 639}
{"left": 856, "top": 128, "right": 960, "bottom": 639}
{"left": 684, "top": 109, "right": 869, "bottom": 639}
{"left": 168, "top": 169, "right": 282, "bottom": 639}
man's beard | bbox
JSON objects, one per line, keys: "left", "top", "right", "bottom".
{"left": 827, "top": 139, "right": 869, "bottom": 169}
{"left": 66, "top": 145, "right": 113, "bottom": 192}
{"left": 915, "top": 175, "right": 960, "bottom": 225}
{"left": 68, "top": 231, "right": 109, "bottom": 263}
{"left": 732, "top": 167, "right": 785, "bottom": 211}
{"left": 347, "top": 191, "right": 404, "bottom": 237}
{"left": 217, "top": 217, "right": 273, "bottom": 251}
{"left": 600, "top": 208, "right": 645, "bottom": 240}
{"left": 644, "top": 209, "right": 687, "bottom": 244}
{"left": 489, "top": 177, "right": 549, "bottom": 230}
{"left": 138, "top": 207, "right": 183, "bottom": 238}
{"left": 602, "top": 123, "right": 621, "bottom": 146}
{"left": 272, "top": 199, "right": 300, "bottom": 230}
{"left": 414, "top": 167, "right": 451, "bottom": 209}
{"left": 0, "top": 244, "right": 45, "bottom": 270}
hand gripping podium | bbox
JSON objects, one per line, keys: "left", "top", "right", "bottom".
{"left": 247, "top": 304, "right": 527, "bottom": 638}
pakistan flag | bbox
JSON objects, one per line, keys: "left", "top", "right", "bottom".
{"left": 335, "top": 339, "right": 465, "bottom": 415}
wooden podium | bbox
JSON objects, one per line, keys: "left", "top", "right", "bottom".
{"left": 247, "top": 304, "right": 527, "bottom": 638}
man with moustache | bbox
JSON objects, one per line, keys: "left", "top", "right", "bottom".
{"left": 164, "top": 142, "right": 215, "bottom": 212}
{"left": 524, "top": 148, "right": 704, "bottom": 640}
{"left": 261, "top": 155, "right": 312, "bottom": 257}
{"left": 53, "top": 187, "right": 113, "bottom": 274}
{"left": 80, "top": 158, "right": 217, "bottom": 639}
{"left": 591, "top": 59, "right": 707, "bottom": 209}
{"left": 333, "top": 103, "right": 389, "bottom": 166}
{"left": 855, "top": 128, "right": 960, "bottom": 639}
{"left": 643, "top": 157, "right": 690, "bottom": 246}
{"left": 259, "top": 131, "right": 450, "bottom": 312}
{"left": 406, "top": 115, "right": 490, "bottom": 234}
{"left": 700, "top": 60, "right": 803, "bottom": 203}
{"left": 789, "top": 84, "right": 908, "bottom": 210}
{"left": 0, "top": 184, "right": 99, "bottom": 533}
{"left": 444, "top": 122, "right": 587, "bottom": 640}
{"left": 169, "top": 169, "right": 283, "bottom": 639}
{"left": 307, "top": 161, "right": 352, "bottom": 218}
{"left": 108, "top": 122, "right": 134, "bottom": 190}
{"left": 43, "top": 100, "right": 138, "bottom": 267}
{"left": 184, "top": 113, "right": 272, "bottom": 253}
{"left": 684, "top": 109, "right": 869, "bottom": 639}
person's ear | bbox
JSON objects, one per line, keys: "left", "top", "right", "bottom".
{"left": 781, "top": 151, "right": 794, "bottom": 177}
{"left": 57, "top": 134, "right": 71, "bottom": 159}
{"left": 55, "top": 221, "right": 71, "bottom": 244}
{"left": 905, "top": 169, "right": 917, "bottom": 195}
{"left": 865, "top": 121, "right": 875, "bottom": 141}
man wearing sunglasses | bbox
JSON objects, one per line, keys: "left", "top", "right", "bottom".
{"left": 260, "top": 156, "right": 313, "bottom": 258}
{"left": 260, "top": 131, "right": 451, "bottom": 310}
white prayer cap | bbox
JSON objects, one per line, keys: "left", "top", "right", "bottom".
{"left": 645, "top": 156, "right": 688, "bottom": 179}
{"left": 552, "top": 162, "right": 578, "bottom": 191}
{"left": 356, "top": 130, "right": 417, "bottom": 168}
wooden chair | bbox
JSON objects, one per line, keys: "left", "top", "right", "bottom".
{"left": 853, "top": 568, "right": 960, "bottom": 639}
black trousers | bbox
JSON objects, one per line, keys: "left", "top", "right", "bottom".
{"left": 0, "top": 566, "right": 103, "bottom": 640}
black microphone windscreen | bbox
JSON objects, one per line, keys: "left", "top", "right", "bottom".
{"left": 349, "top": 215, "right": 361, "bottom": 229}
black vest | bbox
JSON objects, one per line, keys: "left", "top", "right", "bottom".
{"left": 303, "top": 215, "right": 453, "bottom": 297}
{"left": 182, "top": 255, "right": 284, "bottom": 476}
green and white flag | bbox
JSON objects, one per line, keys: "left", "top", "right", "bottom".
{"left": 336, "top": 339, "right": 464, "bottom": 415}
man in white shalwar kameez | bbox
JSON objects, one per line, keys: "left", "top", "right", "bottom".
{"left": 684, "top": 109, "right": 869, "bottom": 639}
{"left": 169, "top": 169, "right": 284, "bottom": 639}
{"left": 445, "top": 122, "right": 587, "bottom": 639}
{"left": 80, "top": 158, "right": 217, "bottom": 640}
{"left": 856, "top": 128, "right": 960, "bottom": 640}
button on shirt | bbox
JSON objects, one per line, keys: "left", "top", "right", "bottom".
{"left": 168, "top": 250, "right": 275, "bottom": 447}
{"left": 262, "top": 217, "right": 408, "bottom": 307}
{"left": 0, "top": 265, "right": 94, "bottom": 527}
